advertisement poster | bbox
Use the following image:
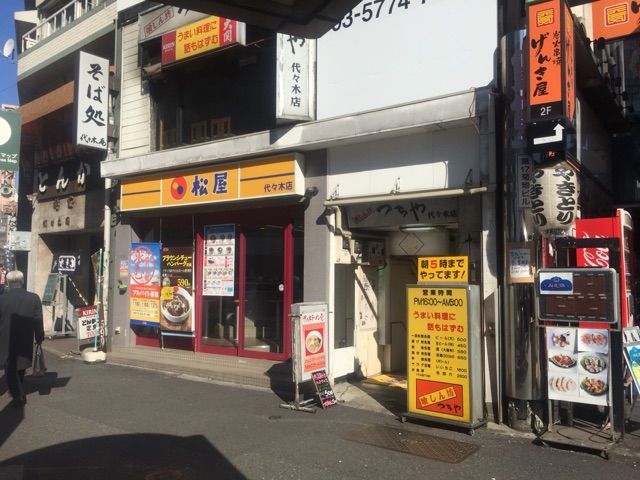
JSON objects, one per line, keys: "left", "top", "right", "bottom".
{"left": 203, "top": 225, "right": 235, "bottom": 296}
{"left": 129, "top": 242, "right": 161, "bottom": 327}
{"left": 161, "top": 247, "right": 194, "bottom": 333}
{"left": 300, "top": 308, "right": 327, "bottom": 381}
{"left": 407, "top": 286, "right": 471, "bottom": 424}
{"left": 76, "top": 305, "right": 98, "bottom": 340}
{"left": 546, "top": 327, "right": 610, "bottom": 406}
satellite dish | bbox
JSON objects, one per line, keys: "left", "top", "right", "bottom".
{"left": 2, "top": 39, "right": 15, "bottom": 59}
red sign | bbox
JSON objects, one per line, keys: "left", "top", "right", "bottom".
{"left": 415, "top": 379, "right": 464, "bottom": 418}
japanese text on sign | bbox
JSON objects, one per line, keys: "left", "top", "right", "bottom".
{"left": 417, "top": 256, "right": 468, "bottom": 283}
{"left": 76, "top": 52, "right": 108, "bottom": 150}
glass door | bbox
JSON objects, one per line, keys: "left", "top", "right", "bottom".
{"left": 241, "top": 225, "right": 285, "bottom": 355}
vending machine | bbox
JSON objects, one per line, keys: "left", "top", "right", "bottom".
{"left": 575, "top": 209, "right": 635, "bottom": 329}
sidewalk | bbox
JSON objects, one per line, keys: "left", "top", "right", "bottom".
{"left": 41, "top": 335, "right": 640, "bottom": 459}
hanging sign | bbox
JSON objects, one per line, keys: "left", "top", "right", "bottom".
{"left": 0, "top": 110, "right": 21, "bottom": 171}
{"left": 407, "top": 285, "right": 472, "bottom": 425}
{"left": 75, "top": 51, "right": 108, "bottom": 150}
{"left": 592, "top": 0, "right": 640, "bottom": 41}
{"left": 276, "top": 34, "right": 316, "bottom": 122}
{"left": 129, "top": 242, "right": 161, "bottom": 327}
{"left": 160, "top": 246, "right": 194, "bottom": 333}
{"left": 545, "top": 326, "right": 610, "bottom": 407}
{"left": 203, "top": 225, "right": 235, "bottom": 296}
{"left": 530, "top": 160, "right": 578, "bottom": 233}
{"left": 417, "top": 256, "right": 468, "bottom": 283}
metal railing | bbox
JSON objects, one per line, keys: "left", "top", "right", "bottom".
{"left": 22, "top": 0, "right": 105, "bottom": 52}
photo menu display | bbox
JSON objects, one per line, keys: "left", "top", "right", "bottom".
{"left": 203, "top": 225, "right": 235, "bottom": 296}
{"left": 546, "top": 327, "right": 609, "bottom": 407}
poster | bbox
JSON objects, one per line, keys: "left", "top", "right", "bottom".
{"left": 546, "top": 327, "right": 610, "bottom": 406}
{"left": 407, "top": 286, "right": 471, "bottom": 424}
{"left": 508, "top": 242, "right": 535, "bottom": 283}
{"left": 203, "top": 225, "right": 235, "bottom": 296}
{"left": 129, "top": 242, "right": 161, "bottom": 327}
{"left": 624, "top": 344, "right": 640, "bottom": 393}
{"left": 417, "top": 256, "right": 468, "bottom": 283}
{"left": 160, "top": 247, "right": 194, "bottom": 333}
{"left": 300, "top": 307, "right": 327, "bottom": 381}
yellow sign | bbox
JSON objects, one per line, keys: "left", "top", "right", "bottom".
{"left": 417, "top": 256, "right": 468, "bottom": 283}
{"left": 120, "top": 154, "right": 304, "bottom": 211}
{"left": 407, "top": 285, "right": 470, "bottom": 424}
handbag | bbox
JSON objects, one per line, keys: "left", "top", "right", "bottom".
{"left": 32, "top": 343, "right": 47, "bottom": 377}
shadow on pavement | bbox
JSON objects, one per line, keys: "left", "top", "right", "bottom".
{"left": 0, "top": 433, "right": 247, "bottom": 480}
{"left": 0, "top": 401, "right": 25, "bottom": 449}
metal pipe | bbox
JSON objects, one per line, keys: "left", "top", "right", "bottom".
{"left": 324, "top": 186, "right": 491, "bottom": 207}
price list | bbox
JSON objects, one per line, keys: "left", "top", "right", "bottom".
{"left": 407, "top": 286, "right": 471, "bottom": 423}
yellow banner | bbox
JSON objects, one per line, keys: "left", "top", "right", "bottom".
{"left": 407, "top": 285, "right": 471, "bottom": 424}
{"left": 121, "top": 154, "right": 303, "bottom": 211}
{"left": 417, "top": 256, "right": 468, "bottom": 283}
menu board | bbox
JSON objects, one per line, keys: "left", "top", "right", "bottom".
{"left": 160, "top": 247, "right": 194, "bottom": 333}
{"left": 546, "top": 327, "right": 610, "bottom": 406}
{"left": 407, "top": 286, "right": 471, "bottom": 424}
{"left": 129, "top": 242, "right": 161, "bottom": 327}
{"left": 203, "top": 225, "right": 235, "bottom": 296}
{"left": 311, "top": 370, "right": 337, "bottom": 408}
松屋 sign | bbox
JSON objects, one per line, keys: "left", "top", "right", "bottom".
{"left": 75, "top": 52, "right": 108, "bottom": 150}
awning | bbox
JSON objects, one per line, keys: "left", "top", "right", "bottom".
{"left": 18, "top": 81, "right": 74, "bottom": 125}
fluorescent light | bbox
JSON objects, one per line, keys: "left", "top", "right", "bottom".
{"left": 400, "top": 225, "right": 440, "bottom": 232}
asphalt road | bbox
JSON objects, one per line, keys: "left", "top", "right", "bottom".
{"left": 0, "top": 353, "right": 639, "bottom": 479}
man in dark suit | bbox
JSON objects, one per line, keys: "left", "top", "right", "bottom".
{"left": 0, "top": 270, "right": 44, "bottom": 408}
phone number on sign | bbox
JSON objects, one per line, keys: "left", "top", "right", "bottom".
{"left": 332, "top": 0, "right": 427, "bottom": 31}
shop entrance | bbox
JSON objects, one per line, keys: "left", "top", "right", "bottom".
{"left": 195, "top": 216, "right": 298, "bottom": 361}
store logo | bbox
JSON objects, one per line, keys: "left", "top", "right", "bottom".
{"left": 536, "top": 7, "right": 555, "bottom": 27}
{"left": 170, "top": 176, "right": 187, "bottom": 200}
{"left": 541, "top": 276, "right": 573, "bottom": 292}
{"left": 605, "top": 4, "right": 629, "bottom": 27}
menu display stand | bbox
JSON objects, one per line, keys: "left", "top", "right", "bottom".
{"left": 279, "top": 312, "right": 316, "bottom": 413}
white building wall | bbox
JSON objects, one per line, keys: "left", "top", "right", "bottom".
{"left": 18, "top": 2, "right": 117, "bottom": 77}
{"left": 118, "top": 22, "right": 151, "bottom": 156}
{"left": 316, "top": 0, "right": 497, "bottom": 119}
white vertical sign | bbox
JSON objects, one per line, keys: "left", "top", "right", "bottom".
{"left": 276, "top": 34, "right": 316, "bottom": 122}
{"left": 76, "top": 51, "right": 108, "bottom": 150}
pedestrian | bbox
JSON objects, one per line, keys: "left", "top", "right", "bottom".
{"left": 0, "top": 270, "right": 44, "bottom": 408}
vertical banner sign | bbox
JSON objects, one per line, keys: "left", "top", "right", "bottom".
{"left": 527, "top": 0, "right": 574, "bottom": 125}
{"left": 276, "top": 34, "right": 316, "bottom": 121}
{"left": 299, "top": 305, "right": 328, "bottom": 382}
{"left": 407, "top": 286, "right": 472, "bottom": 424}
{"left": 129, "top": 242, "right": 161, "bottom": 327}
{"left": 90, "top": 249, "right": 106, "bottom": 350}
{"left": 160, "top": 247, "right": 194, "bottom": 333}
{"left": 203, "top": 225, "right": 235, "bottom": 296}
{"left": 76, "top": 305, "right": 98, "bottom": 340}
{"left": 76, "top": 52, "right": 108, "bottom": 150}
{"left": 0, "top": 110, "right": 21, "bottom": 171}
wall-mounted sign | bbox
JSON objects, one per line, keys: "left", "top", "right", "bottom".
{"left": 203, "top": 225, "right": 235, "bottom": 297}
{"left": 129, "top": 242, "right": 161, "bottom": 327}
{"left": 139, "top": 6, "right": 209, "bottom": 42}
{"left": 276, "top": 34, "right": 316, "bottom": 122}
{"left": 517, "top": 154, "right": 533, "bottom": 208}
{"left": 417, "top": 256, "right": 468, "bottom": 283}
{"left": 530, "top": 160, "right": 578, "bottom": 232}
{"left": 51, "top": 252, "right": 81, "bottom": 274}
{"left": 0, "top": 110, "right": 21, "bottom": 171}
{"left": 121, "top": 154, "right": 304, "bottom": 211}
{"left": 346, "top": 198, "right": 458, "bottom": 229}
{"left": 527, "top": 0, "right": 575, "bottom": 126}
{"left": 161, "top": 16, "right": 245, "bottom": 65}
{"left": 535, "top": 268, "right": 619, "bottom": 324}
{"left": 508, "top": 242, "right": 536, "bottom": 284}
{"left": 75, "top": 51, "right": 108, "bottom": 150}
{"left": 7, "top": 231, "right": 31, "bottom": 251}
{"left": 592, "top": 0, "right": 640, "bottom": 41}
{"left": 36, "top": 159, "right": 99, "bottom": 199}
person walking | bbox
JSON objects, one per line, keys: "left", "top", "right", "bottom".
{"left": 0, "top": 270, "right": 44, "bottom": 408}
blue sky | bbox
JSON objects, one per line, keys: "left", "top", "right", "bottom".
{"left": 0, "top": 0, "right": 21, "bottom": 106}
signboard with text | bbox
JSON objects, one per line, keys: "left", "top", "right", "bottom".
{"left": 121, "top": 154, "right": 304, "bottom": 211}
{"left": 0, "top": 110, "right": 21, "bottom": 171}
{"left": 202, "top": 225, "right": 235, "bottom": 297}
{"left": 76, "top": 305, "right": 99, "bottom": 340}
{"left": 417, "top": 256, "right": 468, "bottom": 284}
{"left": 292, "top": 302, "right": 328, "bottom": 383}
{"left": 276, "top": 34, "right": 315, "bottom": 122}
{"left": 161, "top": 16, "right": 245, "bottom": 65}
{"left": 75, "top": 51, "right": 108, "bottom": 150}
{"left": 161, "top": 246, "right": 194, "bottom": 333}
{"left": 592, "top": 0, "right": 640, "bottom": 41}
{"left": 407, "top": 285, "right": 482, "bottom": 427}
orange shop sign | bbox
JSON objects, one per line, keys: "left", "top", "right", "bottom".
{"left": 161, "top": 16, "right": 246, "bottom": 65}
{"left": 592, "top": 1, "right": 640, "bottom": 41}
{"left": 120, "top": 154, "right": 304, "bottom": 211}
{"left": 527, "top": 0, "right": 575, "bottom": 124}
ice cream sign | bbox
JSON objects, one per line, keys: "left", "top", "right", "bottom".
{"left": 539, "top": 272, "right": 573, "bottom": 295}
